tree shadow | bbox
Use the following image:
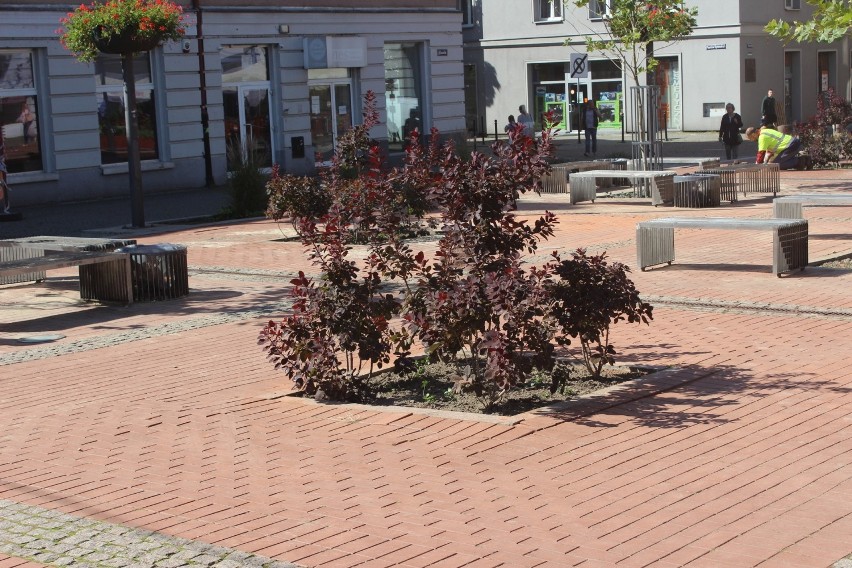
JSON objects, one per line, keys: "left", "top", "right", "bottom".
{"left": 529, "top": 361, "right": 852, "bottom": 430}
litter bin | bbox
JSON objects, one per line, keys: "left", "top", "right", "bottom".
{"left": 116, "top": 243, "right": 189, "bottom": 301}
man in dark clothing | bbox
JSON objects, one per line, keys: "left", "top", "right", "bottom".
{"left": 761, "top": 89, "right": 778, "bottom": 128}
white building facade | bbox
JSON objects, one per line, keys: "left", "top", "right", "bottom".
{"left": 462, "top": 0, "right": 850, "bottom": 136}
{"left": 1, "top": 0, "right": 466, "bottom": 207}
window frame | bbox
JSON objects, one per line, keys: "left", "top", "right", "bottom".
{"left": 0, "top": 49, "right": 45, "bottom": 175}
{"left": 534, "top": 0, "right": 564, "bottom": 23}
{"left": 589, "top": 0, "right": 613, "bottom": 20}
{"left": 460, "top": 0, "right": 474, "bottom": 27}
{"left": 784, "top": 0, "right": 801, "bottom": 10}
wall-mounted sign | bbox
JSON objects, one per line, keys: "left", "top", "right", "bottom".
{"left": 304, "top": 36, "right": 368, "bottom": 69}
{"left": 437, "top": 48, "right": 448, "bottom": 56}
{"left": 706, "top": 44, "right": 727, "bottom": 51}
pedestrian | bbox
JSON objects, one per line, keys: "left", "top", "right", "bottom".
{"left": 580, "top": 100, "right": 601, "bottom": 157}
{"left": 504, "top": 114, "right": 516, "bottom": 133}
{"left": 761, "top": 89, "right": 778, "bottom": 128}
{"left": 744, "top": 126, "right": 805, "bottom": 170}
{"left": 517, "top": 104, "right": 534, "bottom": 137}
{"left": 718, "top": 103, "right": 743, "bottom": 160}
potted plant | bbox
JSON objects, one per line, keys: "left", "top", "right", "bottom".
{"left": 57, "top": 0, "right": 186, "bottom": 63}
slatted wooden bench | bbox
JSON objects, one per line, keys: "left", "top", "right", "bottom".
{"left": 701, "top": 163, "right": 780, "bottom": 202}
{"left": 773, "top": 194, "right": 852, "bottom": 219}
{"left": 569, "top": 170, "right": 676, "bottom": 206}
{"left": 636, "top": 217, "right": 808, "bottom": 276}
{"left": 0, "top": 250, "right": 134, "bottom": 303}
{"left": 541, "top": 161, "right": 614, "bottom": 194}
{"left": 673, "top": 174, "right": 722, "bottom": 208}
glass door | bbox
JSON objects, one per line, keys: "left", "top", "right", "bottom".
{"left": 223, "top": 85, "right": 272, "bottom": 169}
{"left": 310, "top": 82, "right": 352, "bottom": 164}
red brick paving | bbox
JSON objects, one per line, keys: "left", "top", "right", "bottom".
{"left": 1, "top": 171, "right": 851, "bottom": 567}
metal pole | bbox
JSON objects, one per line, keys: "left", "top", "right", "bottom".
{"left": 576, "top": 78, "right": 581, "bottom": 145}
{"left": 193, "top": 0, "right": 214, "bottom": 187}
{"left": 494, "top": 119, "right": 498, "bottom": 141}
{"left": 621, "top": 110, "right": 625, "bottom": 143}
{"left": 480, "top": 116, "right": 485, "bottom": 143}
{"left": 122, "top": 53, "right": 145, "bottom": 228}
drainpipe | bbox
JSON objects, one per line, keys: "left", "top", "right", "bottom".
{"left": 192, "top": 0, "right": 214, "bottom": 187}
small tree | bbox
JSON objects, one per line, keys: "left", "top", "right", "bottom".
{"left": 568, "top": 1, "right": 697, "bottom": 164}
{"left": 549, "top": 249, "right": 653, "bottom": 379}
{"left": 569, "top": 1, "right": 697, "bottom": 90}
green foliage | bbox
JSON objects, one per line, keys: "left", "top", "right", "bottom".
{"left": 548, "top": 249, "right": 653, "bottom": 379}
{"left": 57, "top": 0, "right": 186, "bottom": 63}
{"left": 569, "top": 0, "right": 697, "bottom": 85}
{"left": 265, "top": 167, "right": 331, "bottom": 225}
{"left": 225, "top": 142, "right": 269, "bottom": 218}
{"left": 766, "top": 0, "right": 852, "bottom": 43}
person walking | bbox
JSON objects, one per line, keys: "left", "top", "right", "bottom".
{"left": 580, "top": 100, "right": 601, "bottom": 157}
{"left": 504, "top": 114, "right": 517, "bottom": 133}
{"left": 718, "top": 103, "right": 743, "bottom": 160}
{"left": 761, "top": 89, "right": 778, "bottom": 128}
{"left": 517, "top": 105, "right": 534, "bottom": 137}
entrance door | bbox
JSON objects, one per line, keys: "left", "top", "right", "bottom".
{"left": 223, "top": 84, "right": 272, "bottom": 169}
{"left": 310, "top": 83, "right": 353, "bottom": 163}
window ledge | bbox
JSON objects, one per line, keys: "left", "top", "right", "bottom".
{"left": 100, "top": 161, "right": 175, "bottom": 176}
{"left": 534, "top": 18, "right": 564, "bottom": 24}
{"left": 7, "top": 171, "right": 60, "bottom": 185}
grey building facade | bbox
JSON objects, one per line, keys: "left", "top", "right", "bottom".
{"left": 1, "top": 1, "right": 466, "bottom": 208}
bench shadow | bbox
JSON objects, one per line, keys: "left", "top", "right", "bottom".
{"left": 0, "top": 286, "right": 291, "bottom": 334}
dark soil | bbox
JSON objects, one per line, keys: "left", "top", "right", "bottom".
{"left": 366, "top": 360, "right": 649, "bottom": 416}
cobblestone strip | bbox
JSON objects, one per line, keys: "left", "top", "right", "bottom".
{"left": 0, "top": 499, "right": 300, "bottom": 568}
{"left": 0, "top": 300, "right": 292, "bottom": 367}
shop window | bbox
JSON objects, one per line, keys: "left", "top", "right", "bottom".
{"left": 589, "top": 0, "right": 613, "bottom": 20}
{"left": 384, "top": 42, "right": 425, "bottom": 152}
{"left": 95, "top": 53, "right": 159, "bottom": 165}
{"left": 535, "top": 0, "right": 563, "bottom": 22}
{"left": 0, "top": 50, "right": 43, "bottom": 173}
{"left": 785, "top": 0, "right": 801, "bottom": 9}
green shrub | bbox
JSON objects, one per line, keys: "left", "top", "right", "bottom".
{"left": 225, "top": 142, "right": 269, "bottom": 218}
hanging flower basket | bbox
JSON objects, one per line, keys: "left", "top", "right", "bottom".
{"left": 92, "top": 25, "right": 162, "bottom": 55}
{"left": 57, "top": 0, "right": 186, "bottom": 63}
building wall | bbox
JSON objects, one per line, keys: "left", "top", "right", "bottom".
{"left": 1, "top": 2, "right": 465, "bottom": 207}
{"left": 464, "top": 0, "right": 849, "bottom": 134}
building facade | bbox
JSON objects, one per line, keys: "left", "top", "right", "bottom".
{"left": 1, "top": 1, "right": 466, "bottom": 207}
{"left": 463, "top": 0, "right": 850, "bottom": 136}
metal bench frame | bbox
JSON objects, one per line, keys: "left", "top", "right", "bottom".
{"left": 636, "top": 217, "right": 809, "bottom": 276}
{"left": 569, "top": 170, "right": 676, "bottom": 206}
{"left": 701, "top": 163, "right": 780, "bottom": 202}
{"left": 773, "top": 194, "right": 852, "bottom": 219}
{"left": 673, "top": 174, "right": 722, "bottom": 208}
{"left": 0, "top": 250, "right": 134, "bottom": 303}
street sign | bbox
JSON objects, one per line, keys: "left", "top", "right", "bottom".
{"left": 570, "top": 53, "right": 589, "bottom": 79}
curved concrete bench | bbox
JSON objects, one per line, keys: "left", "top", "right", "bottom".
{"left": 773, "top": 194, "right": 852, "bottom": 219}
{"left": 636, "top": 217, "right": 808, "bottom": 276}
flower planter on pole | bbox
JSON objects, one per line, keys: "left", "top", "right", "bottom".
{"left": 57, "top": 1, "right": 186, "bottom": 228}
